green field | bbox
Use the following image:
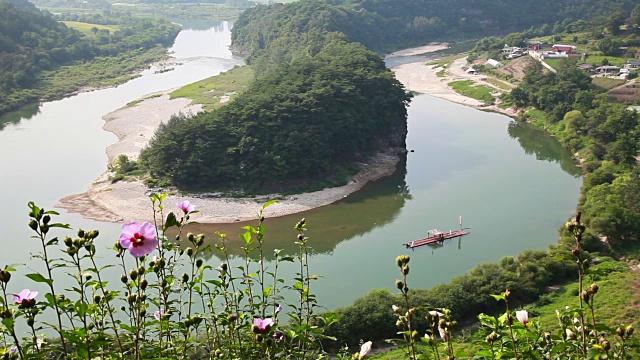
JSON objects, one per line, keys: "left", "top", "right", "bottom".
{"left": 169, "top": 65, "right": 254, "bottom": 111}
{"left": 61, "top": 21, "right": 119, "bottom": 35}
{"left": 592, "top": 76, "right": 627, "bottom": 91}
{"left": 448, "top": 80, "right": 495, "bottom": 104}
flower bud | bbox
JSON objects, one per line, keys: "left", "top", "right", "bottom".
{"left": 402, "top": 265, "right": 410, "bottom": 275}
{"left": 140, "top": 308, "right": 146, "bottom": 317}
{"left": 84, "top": 273, "right": 92, "bottom": 281}
{"left": 571, "top": 249, "right": 579, "bottom": 257}
{"left": 77, "top": 229, "right": 85, "bottom": 238}
{"left": 88, "top": 323, "right": 95, "bottom": 330}
{"left": 64, "top": 237, "right": 73, "bottom": 247}
{"left": 626, "top": 325, "right": 634, "bottom": 336}
{"left": 617, "top": 327, "right": 625, "bottom": 337}
{"left": 297, "top": 234, "right": 304, "bottom": 241}
{"left": 27, "top": 317, "right": 35, "bottom": 327}
{"left": 600, "top": 339, "right": 611, "bottom": 352}
{"left": 220, "top": 262, "right": 228, "bottom": 271}
{"left": 196, "top": 235, "right": 205, "bottom": 247}
{"left": 186, "top": 247, "right": 194, "bottom": 257}
{"left": 129, "top": 269, "right": 138, "bottom": 281}
{"left": 121, "top": 274, "right": 128, "bottom": 284}
{"left": 140, "top": 279, "right": 148, "bottom": 290}
{"left": 196, "top": 259, "right": 203, "bottom": 268}
{"left": 411, "top": 330, "right": 419, "bottom": 341}
{"left": 93, "top": 295, "right": 101, "bottom": 304}
{"left": 227, "top": 313, "right": 237, "bottom": 322}
{"left": 0, "top": 270, "right": 10, "bottom": 283}
{"left": 589, "top": 283, "right": 599, "bottom": 295}
{"left": 396, "top": 280, "right": 404, "bottom": 290}
{"left": 187, "top": 233, "right": 196, "bottom": 244}
{"left": 87, "top": 230, "right": 99, "bottom": 239}
{"left": 182, "top": 273, "right": 189, "bottom": 282}
{"left": 138, "top": 265, "right": 145, "bottom": 274}
{"left": 28, "top": 219, "right": 38, "bottom": 230}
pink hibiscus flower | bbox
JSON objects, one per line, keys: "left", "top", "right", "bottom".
{"left": 119, "top": 222, "right": 158, "bottom": 257}
{"left": 13, "top": 289, "right": 37, "bottom": 307}
{"left": 253, "top": 317, "right": 274, "bottom": 331}
{"left": 177, "top": 200, "right": 195, "bottom": 213}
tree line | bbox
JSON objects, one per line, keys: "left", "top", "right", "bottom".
{"left": 0, "top": 1, "right": 180, "bottom": 115}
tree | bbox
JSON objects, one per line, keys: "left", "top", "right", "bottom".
{"left": 631, "top": 4, "right": 640, "bottom": 31}
{"left": 606, "top": 9, "right": 626, "bottom": 35}
{"left": 564, "top": 110, "right": 586, "bottom": 134}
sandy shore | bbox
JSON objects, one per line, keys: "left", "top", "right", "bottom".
{"left": 386, "top": 46, "right": 517, "bottom": 117}
{"left": 59, "top": 42, "right": 513, "bottom": 224}
{"left": 58, "top": 90, "right": 400, "bottom": 224}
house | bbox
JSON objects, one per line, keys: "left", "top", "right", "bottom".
{"left": 595, "top": 65, "right": 621, "bottom": 74}
{"left": 552, "top": 44, "right": 576, "bottom": 54}
{"left": 625, "top": 60, "right": 640, "bottom": 69}
{"left": 578, "top": 63, "right": 594, "bottom": 71}
{"left": 487, "top": 59, "right": 504, "bottom": 68}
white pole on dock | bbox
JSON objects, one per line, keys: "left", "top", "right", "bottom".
{"left": 459, "top": 215, "right": 462, "bottom": 230}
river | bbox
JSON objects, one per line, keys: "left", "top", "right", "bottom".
{"left": 0, "top": 20, "right": 582, "bottom": 313}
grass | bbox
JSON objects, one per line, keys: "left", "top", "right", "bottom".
{"left": 435, "top": 67, "right": 448, "bottom": 77}
{"left": 427, "top": 54, "right": 459, "bottom": 67}
{"left": 592, "top": 77, "right": 626, "bottom": 91}
{"left": 582, "top": 55, "right": 626, "bottom": 68}
{"left": 448, "top": 80, "right": 495, "bottom": 104}
{"left": 483, "top": 77, "right": 513, "bottom": 90}
{"left": 61, "top": 21, "right": 119, "bottom": 36}
{"left": 169, "top": 65, "right": 254, "bottom": 111}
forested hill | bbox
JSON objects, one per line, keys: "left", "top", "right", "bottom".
{"left": 0, "top": 0, "right": 180, "bottom": 115}
{"left": 140, "top": 40, "right": 410, "bottom": 192}
{"left": 231, "top": 0, "right": 636, "bottom": 74}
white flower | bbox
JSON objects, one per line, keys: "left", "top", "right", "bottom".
{"left": 359, "top": 341, "right": 372, "bottom": 358}
{"left": 515, "top": 310, "right": 528, "bottom": 325}
{"left": 392, "top": 305, "right": 400, "bottom": 312}
{"left": 438, "top": 327, "right": 449, "bottom": 341}
{"left": 429, "top": 310, "right": 444, "bottom": 318}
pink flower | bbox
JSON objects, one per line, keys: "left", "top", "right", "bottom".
{"left": 154, "top": 309, "right": 164, "bottom": 320}
{"left": 177, "top": 200, "right": 195, "bottom": 213}
{"left": 516, "top": 310, "right": 528, "bottom": 325}
{"left": 13, "top": 289, "right": 37, "bottom": 306}
{"left": 253, "top": 317, "right": 274, "bottom": 331}
{"left": 119, "top": 222, "right": 158, "bottom": 257}
{"left": 359, "top": 341, "right": 372, "bottom": 358}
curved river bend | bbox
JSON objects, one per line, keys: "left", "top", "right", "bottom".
{"left": 0, "top": 21, "right": 582, "bottom": 311}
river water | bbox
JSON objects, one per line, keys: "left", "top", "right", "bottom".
{"left": 0, "top": 21, "right": 582, "bottom": 312}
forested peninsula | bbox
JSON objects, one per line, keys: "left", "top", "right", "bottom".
{"left": 0, "top": 0, "right": 179, "bottom": 115}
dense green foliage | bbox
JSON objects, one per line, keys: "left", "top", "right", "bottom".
{"left": 325, "top": 250, "right": 574, "bottom": 347}
{"left": 231, "top": 0, "right": 637, "bottom": 77}
{"left": 140, "top": 40, "right": 410, "bottom": 192}
{"left": 0, "top": 2, "right": 179, "bottom": 115}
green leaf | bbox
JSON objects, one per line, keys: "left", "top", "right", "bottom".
{"left": 262, "top": 199, "right": 278, "bottom": 210}
{"left": 490, "top": 293, "right": 505, "bottom": 301}
{"left": 26, "top": 272, "right": 53, "bottom": 286}
{"left": 164, "top": 212, "right": 180, "bottom": 229}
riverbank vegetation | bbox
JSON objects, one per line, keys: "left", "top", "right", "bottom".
{"left": 168, "top": 66, "right": 254, "bottom": 112}
{"left": 0, "top": 1, "right": 180, "bottom": 116}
